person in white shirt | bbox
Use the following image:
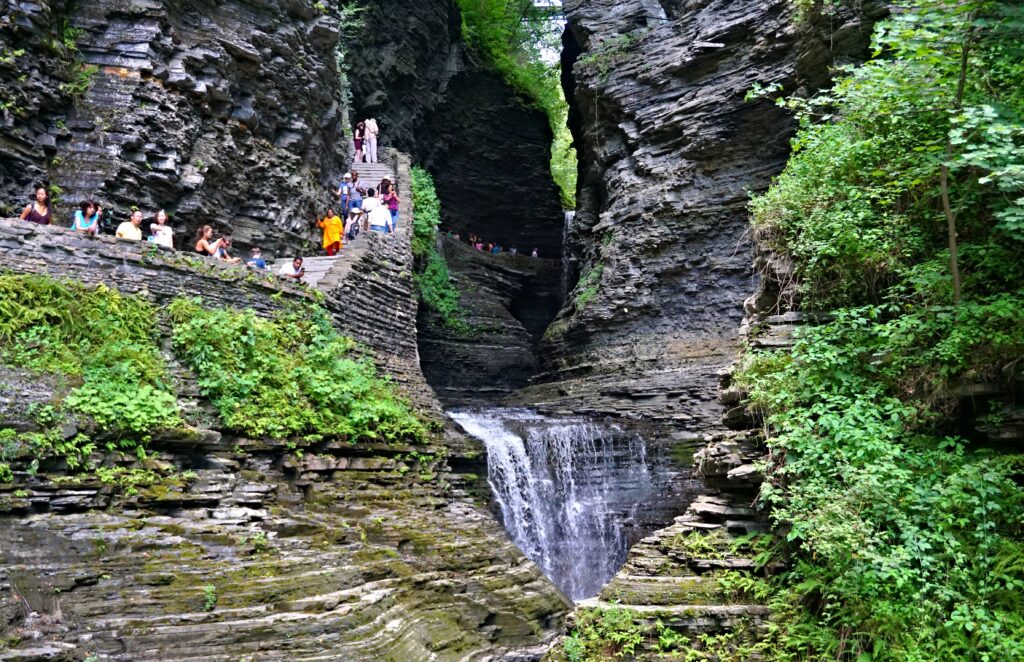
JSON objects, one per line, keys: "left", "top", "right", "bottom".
{"left": 150, "top": 209, "right": 174, "bottom": 249}
{"left": 279, "top": 257, "right": 305, "bottom": 281}
{"left": 364, "top": 118, "right": 379, "bottom": 163}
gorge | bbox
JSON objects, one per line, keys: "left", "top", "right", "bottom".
{"left": 1, "top": 1, "right": 1022, "bottom": 661}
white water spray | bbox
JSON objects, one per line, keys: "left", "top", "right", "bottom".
{"left": 450, "top": 408, "right": 654, "bottom": 601}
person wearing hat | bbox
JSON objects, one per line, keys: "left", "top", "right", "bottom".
{"left": 345, "top": 206, "right": 364, "bottom": 241}
{"left": 336, "top": 172, "right": 355, "bottom": 217}
{"left": 246, "top": 247, "right": 268, "bottom": 270}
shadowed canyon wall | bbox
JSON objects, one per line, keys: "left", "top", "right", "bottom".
{"left": 347, "top": 0, "right": 566, "bottom": 404}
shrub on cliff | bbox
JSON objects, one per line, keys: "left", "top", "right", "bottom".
{"left": 743, "top": 1, "right": 1024, "bottom": 658}
{"left": 411, "top": 166, "right": 468, "bottom": 332}
{"left": 0, "top": 274, "right": 180, "bottom": 476}
{"left": 168, "top": 297, "right": 426, "bottom": 444}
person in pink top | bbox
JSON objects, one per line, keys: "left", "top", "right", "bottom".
{"left": 380, "top": 181, "right": 400, "bottom": 232}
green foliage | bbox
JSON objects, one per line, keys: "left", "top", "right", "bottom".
{"left": 59, "top": 63, "right": 98, "bottom": 100}
{"left": 0, "top": 275, "right": 180, "bottom": 468}
{"left": 454, "top": 0, "right": 576, "bottom": 207}
{"left": 202, "top": 584, "right": 218, "bottom": 611}
{"left": 565, "top": 607, "right": 645, "bottom": 659}
{"left": 742, "top": 2, "right": 1024, "bottom": 657}
{"left": 411, "top": 167, "right": 469, "bottom": 332}
{"left": 573, "top": 263, "right": 603, "bottom": 310}
{"left": 168, "top": 297, "right": 427, "bottom": 444}
{"left": 576, "top": 29, "right": 648, "bottom": 82}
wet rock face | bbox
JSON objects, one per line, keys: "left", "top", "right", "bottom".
{"left": 418, "top": 238, "right": 563, "bottom": 406}
{"left": 518, "top": 0, "right": 883, "bottom": 430}
{"left": 0, "top": 429, "right": 569, "bottom": 661}
{"left": 0, "top": 0, "right": 348, "bottom": 255}
{"left": 349, "top": 0, "right": 566, "bottom": 258}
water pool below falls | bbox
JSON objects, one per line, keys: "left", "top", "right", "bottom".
{"left": 451, "top": 409, "right": 692, "bottom": 601}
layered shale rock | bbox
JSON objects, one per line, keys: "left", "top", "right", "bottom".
{"left": 0, "top": 153, "right": 570, "bottom": 660}
{"left": 0, "top": 0, "right": 349, "bottom": 256}
{"left": 517, "top": 0, "right": 885, "bottom": 432}
{"left": 419, "top": 237, "right": 563, "bottom": 406}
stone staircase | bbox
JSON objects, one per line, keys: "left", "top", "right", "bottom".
{"left": 271, "top": 160, "right": 395, "bottom": 292}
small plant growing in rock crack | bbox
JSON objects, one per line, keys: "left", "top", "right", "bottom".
{"left": 241, "top": 531, "right": 270, "bottom": 554}
{"left": 202, "top": 584, "right": 218, "bottom": 611}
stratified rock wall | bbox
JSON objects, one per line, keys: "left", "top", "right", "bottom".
{"left": 419, "top": 237, "right": 563, "bottom": 406}
{"left": 1, "top": 0, "right": 349, "bottom": 256}
{"left": 349, "top": 0, "right": 565, "bottom": 257}
{"left": 519, "top": 0, "right": 883, "bottom": 431}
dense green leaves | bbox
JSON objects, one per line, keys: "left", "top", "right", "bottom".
{"left": 168, "top": 298, "right": 427, "bottom": 444}
{"left": 411, "top": 166, "right": 469, "bottom": 332}
{"left": 744, "top": 1, "right": 1024, "bottom": 658}
{"left": 0, "top": 275, "right": 180, "bottom": 480}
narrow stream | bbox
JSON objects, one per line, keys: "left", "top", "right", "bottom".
{"left": 450, "top": 408, "right": 691, "bottom": 601}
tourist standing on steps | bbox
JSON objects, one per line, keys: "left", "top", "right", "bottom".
{"left": 150, "top": 209, "right": 174, "bottom": 249}
{"left": 337, "top": 173, "right": 355, "bottom": 217}
{"left": 345, "top": 207, "right": 364, "bottom": 241}
{"left": 20, "top": 186, "right": 51, "bottom": 225}
{"left": 319, "top": 208, "right": 344, "bottom": 256}
{"left": 381, "top": 182, "right": 400, "bottom": 232}
{"left": 71, "top": 199, "right": 102, "bottom": 235}
{"left": 354, "top": 121, "right": 366, "bottom": 163}
{"left": 279, "top": 257, "right": 305, "bottom": 281}
{"left": 364, "top": 117, "right": 379, "bottom": 163}
{"left": 352, "top": 170, "right": 369, "bottom": 209}
{"left": 195, "top": 225, "right": 225, "bottom": 256}
{"left": 116, "top": 210, "right": 143, "bottom": 241}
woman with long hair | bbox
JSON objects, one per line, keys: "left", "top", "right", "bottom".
{"left": 20, "top": 186, "right": 51, "bottom": 225}
{"left": 150, "top": 209, "right": 174, "bottom": 249}
{"left": 194, "top": 225, "right": 224, "bottom": 256}
{"left": 354, "top": 121, "right": 365, "bottom": 163}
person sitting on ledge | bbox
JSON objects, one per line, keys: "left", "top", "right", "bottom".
{"left": 71, "top": 200, "right": 102, "bottom": 235}
{"left": 115, "top": 210, "right": 144, "bottom": 241}
{"left": 194, "top": 225, "right": 224, "bottom": 256}
{"left": 318, "top": 208, "right": 344, "bottom": 256}
{"left": 279, "top": 256, "right": 305, "bottom": 281}
{"left": 247, "top": 247, "right": 268, "bottom": 270}
{"left": 150, "top": 209, "right": 174, "bottom": 249}
{"left": 215, "top": 236, "right": 242, "bottom": 264}
{"left": 20, "top": 186, "right": 51, "bottom": 225}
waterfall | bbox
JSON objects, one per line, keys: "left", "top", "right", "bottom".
{"left": 450, "top": 408, "right": 654, "bottom": 601}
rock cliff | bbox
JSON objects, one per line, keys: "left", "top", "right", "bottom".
{"left": 0, "top": 0, "right": 348, "bottom": 256}
{"left": 518, "top": 0, "right": 885, "bottom": 433}
{"left": 419, "top": 237, "right": 563, "bottom": 406}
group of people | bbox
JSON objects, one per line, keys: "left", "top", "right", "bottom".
{"left": 20, "top": 186, "right": 175, "bottom": 248}
{"left": 352, "top": 118, "right": 379, "bottom": 164}
{"left": 17, "top": 185, "right": 307, "bottom": 282}
{"left": 447, "top": 230, "right": 539, "bottom": 258}
{"left": 318, "top": 169, "right": 401, "bottom": 254}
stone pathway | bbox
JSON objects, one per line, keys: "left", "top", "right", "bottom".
{"left": 272, "top": 161, "right": 395, "bottom": 291}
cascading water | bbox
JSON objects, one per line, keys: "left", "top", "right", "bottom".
{"left": 450, "top": 408, "right": 661, "bottom": 601}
